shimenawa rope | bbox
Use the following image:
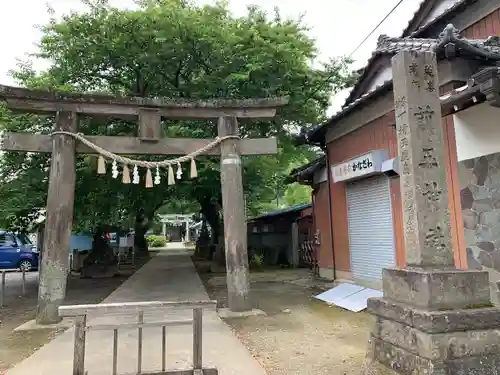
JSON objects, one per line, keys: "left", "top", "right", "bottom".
{"left": 51, "top": 131, "right": 239, "bottom": 168}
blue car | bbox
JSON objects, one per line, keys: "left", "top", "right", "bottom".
{"left": 0, "top": 231, "right": 39, "bottom": 271}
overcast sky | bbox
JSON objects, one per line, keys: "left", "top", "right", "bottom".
{"left": 0, "top": 0, "right": 423, "bottom": 112}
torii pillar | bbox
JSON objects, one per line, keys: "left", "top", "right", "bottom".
{"left": 362, "top": 51, "right": 500, "bottom": 374}
{"left": 218, "top": 116, "right": 250, "bottom": 312}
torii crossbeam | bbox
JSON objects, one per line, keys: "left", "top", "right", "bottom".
{"left": 0, "top": 84, "right": 288, "bottom": 324}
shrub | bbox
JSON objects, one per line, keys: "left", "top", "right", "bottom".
{"left": 146, "top": 235, "right": 167, "bottom": 248}
{"left": 250, "top": 253, "right": 264, "bottom": 269}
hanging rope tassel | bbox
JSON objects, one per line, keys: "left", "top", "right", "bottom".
{"left": 154, "top": 166, "right": 161, "bottom": 185}
{"left": 122, "top": 165, "right": 131, "bottom": 184}
{"left": 132, "top": 165, "right": 140, "bottom": 184}
{"left": 97, "top": 155, "right": 106, "bottom": 174}
{"left": 190, "top": 158, "right": 198, "bottom": 179}
{"left": 145, "top": 168, "right": 153, "bottom": 188}
{"left": 176, "top": 162, "right": 183, "bottom": 180}
{"left": 111, "top": 160, "right": 119, "bottom": 179}
{"left": 168, "top": 165, "right": 175, "bottom": 185}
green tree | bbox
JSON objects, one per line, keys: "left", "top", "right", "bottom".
{"left": 0, "top": 0, "right": 354, "bottom": 246}
{"left": 283, "top": 183, "right": 312, "bottom": 206}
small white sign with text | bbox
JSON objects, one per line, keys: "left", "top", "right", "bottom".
{"left": 331, "top": 150, "right": 389, "bottom": 183}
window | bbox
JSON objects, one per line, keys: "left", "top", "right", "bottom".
{"left": 0, "top": 233, "right": 17, "bottom": 247}
{"left": 16, "top": 233, "right": 32, "bottom": 245}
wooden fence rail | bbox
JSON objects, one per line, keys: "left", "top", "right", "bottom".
{"left": 0, "top": 269, "right": 27, "bottom": 308}
{"left": 59, "top": 300, "right": 218, "bottom": 375}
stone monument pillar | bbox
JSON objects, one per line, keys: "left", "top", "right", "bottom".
{"left": 362, "top": 50, "right": 500, "bottom": 374}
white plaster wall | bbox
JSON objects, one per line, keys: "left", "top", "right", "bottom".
{"left": 453, "top": 103, "right": 500, "bottom": 162}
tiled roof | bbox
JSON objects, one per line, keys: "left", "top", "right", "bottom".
{"left": 401, "top": 0, "right": 471, "bottom": 37}
{"left": 376, "top": 26, "right": 500, "bottom": 57}
{"left": 400, "top": 0, "right": 430, "bottom": 37}
{"left": 298, "top": 25, "right": 500, "bottom": 146}
{"left": 287, "top": 156, "right": 326, "bottom": 184}
{"left": 249, "top": 203, "right": 312, "bottom": 222}
{"left": 299, "top": 81, "right": 393, "bottom": 145}
{"left": 376, "top": 36, "right": 439, "bottom": 53}
{"left": 344, "top": 0, "right": 473, "bottom": 107}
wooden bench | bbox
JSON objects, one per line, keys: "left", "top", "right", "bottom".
{"left": 59, "top": 300, "right": 218, "bottom": 375}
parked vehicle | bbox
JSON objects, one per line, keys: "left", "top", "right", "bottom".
{"left": 0, "top": 231, "right": 39, "bottom": 271}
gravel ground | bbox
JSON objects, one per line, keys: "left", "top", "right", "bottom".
{"left": 0, "top": 254, "right": 153, "bottom": 373}
{"left": 195, "top": 263, "right": 372, "bottom": 375}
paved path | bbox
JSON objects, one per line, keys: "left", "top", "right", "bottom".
{"left": 7, "top": 250, "right": 267, "bottom": 375}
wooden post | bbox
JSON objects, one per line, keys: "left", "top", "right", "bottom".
{"left": 73, "top": 315, "right": 86, "bottom": 375}
{"left": 21, "top": 269, "right": 26, "bottom": 296}
{"left": 36, "top": 111, "right": 78, "bottom": 324}
{"left": 291, "top": 221, "right": 299, "bottom": 267}
{"left": 192, "top": 307, "right": 203, "bottom": 370}
{"left": 218, "top": 116, "right": 251, "bottom": 312}
{"left": 0, "top": 271, "right": 5, "bottom": 307}
{"left": 137, "top": 311, "right": 144, "bottom": 373}
{"left": 112, "top": 329, "right": 118, "bottom": 375}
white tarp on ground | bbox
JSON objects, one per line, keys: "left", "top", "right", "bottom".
{"left": 314, "top": 283, "right": 382, "bottom": 313}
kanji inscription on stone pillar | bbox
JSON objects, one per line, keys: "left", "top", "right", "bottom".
{"left": 392, "top": 50, "right": 454, "bottom": 267}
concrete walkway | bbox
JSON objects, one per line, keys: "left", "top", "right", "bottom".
{"left": 7, "top": 250, "right": 267, "bottom": 375}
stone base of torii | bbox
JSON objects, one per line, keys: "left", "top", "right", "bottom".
{"left": 361, "top": 51, "right": 500, "bottom": 375}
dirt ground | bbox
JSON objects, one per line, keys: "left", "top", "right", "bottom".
{"left": 195, "top": 262, "right": 372, "bottom": 375}
{"left": 0, "top": 254, "right": 152, "bottom": 373}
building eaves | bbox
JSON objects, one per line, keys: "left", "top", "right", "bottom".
{"left": 402, "top": 0, "right": 471, "bottom": 37}
{"left": 287, "top": 156, "right": 326, "bottom": 184}
{"left": 344, "top": 0, "right": 472, "bottom": 107}
{"left": 297, "top": 25, "right": 500, "bottom": 146}
{"left": 341, "top": 42, "right": 397, "bottom": 110}
{"left": 440, "top": 80, "right": 482, "bottom": 115}
{"left": 249, "top": 203, "right": 312, "bottom": 222}
{"left": 407, "top": 0, "right": 474, "bottom": 37}
{"left": 302, "top": 81, "right": 393, "bottom": 145}
{"left": 400, "top": 0, "right": 433, "bottom": 37}
{"left": 441, "top": 66, "right": 500, "bottom": 115}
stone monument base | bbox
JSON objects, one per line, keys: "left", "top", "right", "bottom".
{"left": 363, "top": 298, "right": 500, "bottom": 374}
{"left": 362, "top": 268, "right": 500, "bottom": 375}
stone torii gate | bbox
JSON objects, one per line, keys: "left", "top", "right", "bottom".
{"left": 159, "top": 214, "right": 194, "bottom": 241}
{"left": 0, "top": 85, "right": 288, "bottom": 324}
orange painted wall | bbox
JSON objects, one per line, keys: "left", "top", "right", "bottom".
{"left": 461, "top": 7, "right": 500, "bottom": 39}
{"left": 327, "top": 112, "right": 406, "bottom": 271}
{"left": 326, "top": 111, "right": 464, "bottom": 272}
{"left": 313, "top": 181, "right": 334, "bottom": 269}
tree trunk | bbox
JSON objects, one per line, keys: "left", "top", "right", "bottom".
{"left": 195, "top": 219, "right": 211, "bottom": 259}
{"left": 134, "top": 210, "right": 149, "bottom": 256}
{"left": 199, "top": 198, "right": 222, "bottom": 263}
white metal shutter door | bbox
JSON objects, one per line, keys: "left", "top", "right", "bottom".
{"left": 346, "top": 176, "right": 395, "bottom": 281}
